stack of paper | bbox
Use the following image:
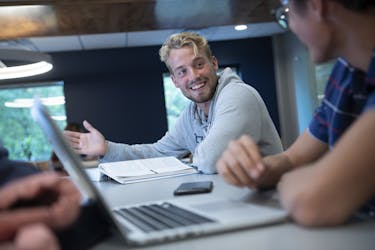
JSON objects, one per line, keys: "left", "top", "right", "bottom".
{"left": 98, "top": 156, "right": 198, "bottom": 184}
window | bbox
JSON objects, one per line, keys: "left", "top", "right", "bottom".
{"left": 162, "top": 73, "right": 190, "bottom": 130}
{"left": 314, "top": 60, "right": 335, "bottom": 104}
{"left": 0, "top": 82, "right": 66, "bottom": 161}
{"left": 162, "top": 66, "right": 238, "bottom": 130}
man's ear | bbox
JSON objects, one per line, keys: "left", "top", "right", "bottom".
{"left": 211, "top": 56, "right": 219, "bottom": 70}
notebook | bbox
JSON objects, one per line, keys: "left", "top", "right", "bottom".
{"left": 31, "top": 99, "right": 288, "bottom": 246}
{"left": 98, "top": 156, "right": 198, "bottom": 184}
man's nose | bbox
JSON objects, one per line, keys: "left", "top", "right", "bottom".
{"left": 190, "top": 68, "right": 201, "bottom": 79}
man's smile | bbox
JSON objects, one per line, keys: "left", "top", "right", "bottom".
{"left": 189, "top": 80, "right": 206, "bottom": 90}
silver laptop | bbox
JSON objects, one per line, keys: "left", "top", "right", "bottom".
{"left": 31, "top": 99, "right": 287, "bottom": 246}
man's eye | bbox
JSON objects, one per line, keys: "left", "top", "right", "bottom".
{"left": 177, "top": 69, "right": 186, "bottom": 76}
{"left": 196, "top": 61, "right": 205, "bottom": 68}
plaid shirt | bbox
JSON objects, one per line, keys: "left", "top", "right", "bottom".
{"left": 309, "top": 50, "right": 375, "bottom": 148}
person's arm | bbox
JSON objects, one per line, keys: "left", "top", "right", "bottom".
{"left": 217, "top": 129, "right": 328, "bottom": 189}
{"left": 65, "top": 115, "right": 191, "bottom": 163}
{"left": 0, "top": 173, "right": 81, "bottom": 241}
{"left": 99, "top": 107, "right": 192, "bottom": 162}
{"left": 278, "top": 109, "right": 375, "bottom": 226}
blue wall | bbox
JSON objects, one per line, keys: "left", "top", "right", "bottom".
{"left": 54, "top": 46, "right": 167, "bottom": 144}
{"left": 4, "top": 37, "right": 279, "bottom": 144}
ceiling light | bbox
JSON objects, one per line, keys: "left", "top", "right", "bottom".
{"left": 4, "top": 96, "right": 65, "bottom": 108}
{"left": 0, "top": 49, "right": 53, "bottom": 80}
{"left": 51, "top": 115, "right": 67, "bottom": 121}
{"left": 234, "top": 25, "right": 248, "bottom": 31}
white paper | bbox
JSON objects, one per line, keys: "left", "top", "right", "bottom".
{"left": 98, "top": 156, "right": 197, "bottom": 183}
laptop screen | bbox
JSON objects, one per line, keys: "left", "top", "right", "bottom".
{"left": 31, "top": 98, "right": 127, "bottom": 239}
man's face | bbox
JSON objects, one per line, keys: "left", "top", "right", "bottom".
{"left": 288, "top": 0, "right": 334, "bottom": 63}
{"left": 168, "top": 46, "right": 219, "bottom": 105}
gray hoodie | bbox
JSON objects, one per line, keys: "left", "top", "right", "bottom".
{"left": 101, "top": 68, "right": 283, "bottom": 173}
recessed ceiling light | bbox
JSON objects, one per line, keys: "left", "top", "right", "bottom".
{"left": 234, "top": 25, "right": 248, "bottom": 31}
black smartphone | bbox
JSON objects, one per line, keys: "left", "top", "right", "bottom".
{"left": 173, "top": 181, "right": 213, "bottom": 196}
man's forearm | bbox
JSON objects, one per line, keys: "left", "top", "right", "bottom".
{"left": 257, "top": 153, "right": 294, "bottom": 189}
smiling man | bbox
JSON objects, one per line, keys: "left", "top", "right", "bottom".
{"left": 64, "top": 32, "right": 282, "bottom": 174}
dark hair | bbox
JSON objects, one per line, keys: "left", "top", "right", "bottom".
{"left": 65, "top": 122, "right": 83, "bottom": 132}
{"left": 293, "top": 0, "right": 375, "bottom": 12}
{"left": 335, "top": 0, "right": 375, "bottom": 11}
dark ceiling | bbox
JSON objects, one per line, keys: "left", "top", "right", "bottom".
{"left": 0, "top": 0, "right": 279, "bottom": 40}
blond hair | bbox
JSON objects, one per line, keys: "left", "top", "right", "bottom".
{"left": 159, "top": 32, "right": 213, "bottom": 71}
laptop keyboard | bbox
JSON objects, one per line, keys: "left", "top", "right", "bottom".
{"left": 114, "top": 202, "right": 216, "bottom": 232}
